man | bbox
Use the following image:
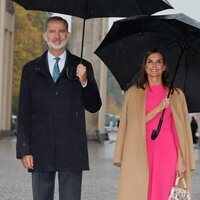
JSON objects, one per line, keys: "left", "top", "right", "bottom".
{"left": 16, "top": 16, "right": 102, "bottom": 200}
{"left": 190, "top": 116, "right": 199, "bottom": 144}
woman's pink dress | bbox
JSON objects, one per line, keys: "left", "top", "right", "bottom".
{"left": 146, "top": 85, "right": 180, "bottom": 200}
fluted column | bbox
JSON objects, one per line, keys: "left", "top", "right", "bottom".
{"left": 0, "top": 0, "right": 15, "bottom": 132}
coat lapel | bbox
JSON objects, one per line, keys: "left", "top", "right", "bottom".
{"left": 33, "top": 51, "right": 54, "bottom": 84}
{"left": 136, "top": 87, "right": 147, "bottom": 141}
{"left": 59, "top": 50, "right": 78, "bottom": 81}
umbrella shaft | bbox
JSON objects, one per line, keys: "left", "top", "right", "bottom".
{"left": 152, "top": 46, "right": 185, "bottom": 140}
{"left": 168, "top": 46, "right": 185, "bottom": 98}
{"left": 80, "top": 19, "right": 86, "bottom": 63}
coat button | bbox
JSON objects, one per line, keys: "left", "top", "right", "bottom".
{"left": 55, "top": 92, "right": 59, "bottom": 96}
{"left": 56, "top": 115, "right": 60, "bottom": 119}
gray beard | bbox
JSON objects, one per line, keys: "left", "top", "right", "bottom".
{"left": 46, "top": 40, "right": 68, "bottom": 50}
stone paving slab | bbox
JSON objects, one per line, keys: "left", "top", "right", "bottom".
{"left": 0, "top": 136, "right": 199, "bottom": 200}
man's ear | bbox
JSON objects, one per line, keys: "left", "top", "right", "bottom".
{"left": 67, "top": 32, "right": 71, "bottom": 40}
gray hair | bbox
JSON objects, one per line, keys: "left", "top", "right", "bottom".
{"left": 44, "top": 16, "right": 69, "bottom": 32}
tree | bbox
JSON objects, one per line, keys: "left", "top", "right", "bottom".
{"left": 12, "top": 5, "right": 48, "bottom": 114}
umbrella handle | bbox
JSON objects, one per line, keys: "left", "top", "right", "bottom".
{"left": 151, "top": 110, "right": 165, "bottom": 140}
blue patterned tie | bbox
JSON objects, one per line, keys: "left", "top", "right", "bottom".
{"left": 53, "top": 57, "right": 60, "bottom": 82}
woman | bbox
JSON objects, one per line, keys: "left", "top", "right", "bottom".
{"left": 113, "top": 49, "right": 195, "bottom": 200}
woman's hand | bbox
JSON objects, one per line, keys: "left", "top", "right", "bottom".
{"left": 176, "top": 149, "right": 187, "bottom": 177}
{"left": 146, "top": 97, "right": 170, "bottom": 123}
{"left": 156, "top": 97, "right": 170, "bottom": 113}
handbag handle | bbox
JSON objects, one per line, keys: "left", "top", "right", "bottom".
{"left": 175, "top": 176, "right": 187, "bottom": 189}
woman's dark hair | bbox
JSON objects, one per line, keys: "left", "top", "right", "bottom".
{"left": 137, "top": 49, "right": 174, "bottom": 92}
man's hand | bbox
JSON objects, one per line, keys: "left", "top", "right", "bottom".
{"left": 76, "top": 64, "right": 87, "bottom": 85}
{"left": 21, "top": 155, "right": 34, "bottom": 169}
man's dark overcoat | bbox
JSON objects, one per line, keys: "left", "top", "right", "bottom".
{"left": 17, "top": 50, "right": 102, "bottom": 172}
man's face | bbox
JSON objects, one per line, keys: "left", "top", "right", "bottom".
{"left": 43, "top": 20, "right": 70, "bottom": 51}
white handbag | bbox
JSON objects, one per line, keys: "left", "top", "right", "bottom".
{"left": 168, "top": 176, "right": 191, "bottom": 200}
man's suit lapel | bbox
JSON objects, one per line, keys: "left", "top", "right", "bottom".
{"left": 60, "top": 50, "right": 79, "bottom": 81}
{"left": 33, "top": 51, "right": 54, "bottom": 84}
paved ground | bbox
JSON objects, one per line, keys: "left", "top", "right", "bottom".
{"left": 0, "top": 134, "right": 199, "bottom": 200}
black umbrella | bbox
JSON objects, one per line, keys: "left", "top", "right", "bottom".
{"left": 13, "top": 0, "right": 172, "bottom": 60}
{"left": 95, "top": 13, "right": 200, "bottom": 139}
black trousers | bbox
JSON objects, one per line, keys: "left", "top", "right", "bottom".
{"left": 32, "top": 171, "right": 82, "bottom": 200}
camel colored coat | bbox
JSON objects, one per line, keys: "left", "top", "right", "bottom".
{"left": 113, "top": 86, "right": 196, "bottom": 200}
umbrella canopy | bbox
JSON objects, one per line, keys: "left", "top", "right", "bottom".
{"left": 95, "top": 13, "right": 200, "bottom": 113}
{"left": 13, "top": 0, "right": 172, "bottom": 19}
{"left": 13, "top": 0, "right": 173, "bottom": 59}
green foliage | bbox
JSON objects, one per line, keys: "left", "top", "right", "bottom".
{"left": 12, "top": 6, "right": 49, "bottom": 114}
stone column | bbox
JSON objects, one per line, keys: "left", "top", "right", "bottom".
{"left": 0, "top": 0, "right": 15, "bottom": 133}
{"left": 70, "top": 17, "right": 108, "bottom": 138}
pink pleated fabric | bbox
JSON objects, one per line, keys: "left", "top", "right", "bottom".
{"left": 146, "top": 85, "right": 180, "bottom": 200}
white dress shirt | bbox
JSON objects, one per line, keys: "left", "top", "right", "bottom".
{"left": 47, "top": 51, "right": 67, "bottom": 77}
